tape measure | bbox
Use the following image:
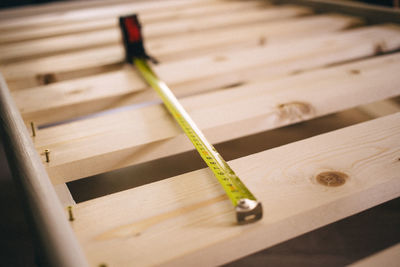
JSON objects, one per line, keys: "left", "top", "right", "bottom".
{"left": 119, "top": 15, "right": 262, "bottom": 224}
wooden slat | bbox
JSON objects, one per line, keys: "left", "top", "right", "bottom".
{"left": 54, "top": 183, "right": 76, "bottom": 207}
{"left": 65, "top": 108, "right": 374, "bottom": 202}
{"left": 140, "top": 5, "right": 310, "bottom": 39}
{"left": 0, "top": 13, "right": 359, "bottom": 64}
{"left": 0, "top": 5, "right": 312, "bottom": 90}
{"left": 350, "top": 243, "right": 400, "bottom": 267}
{"left": 71, "top": 112, "right": 400, "bottom": 266}
{"left": 154, "top": 25, "right": 400, "bottom": 85}
{"left": 147, "top": 13, "right": 362, "bottom": 61}
{"left": 0, "top": 3, "right": 295, "bottom": 45}
{"left": 0, "top": 28, "right": 121, "bottom": 63}
{"left": 272, "top": 0, "right": 400, "bottom": 25}
{"left": 358, "top": 100, "right": 400, "bottom": 118}
{"left": 0, "top": 0, "right": 154, "bottom": 19}
{"left": 0, "top": 0, "right": 192, "bottom": 20}
{"left": 14, "top": 24, "right": 400, "bottom": 125}
{"left": 0, "top": 0, "right": 219, "bottom": 34}
{"left": 33, "top": 53, "right": 400, "bottom": 183}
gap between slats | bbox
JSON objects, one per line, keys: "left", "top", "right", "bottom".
{"left": 13, "top": 23, "right": 400, "bottom": 126}
{"left": 31, "top": 52, "right": 400, "bottom": 184}
{"left": 0, "top": 5, "right": 312, "bottom": 89}
{"left": 70, "top": 112, "right": 400, "bottom": 267}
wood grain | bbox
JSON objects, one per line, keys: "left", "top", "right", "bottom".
{"left": 0, "top": 5, "right": 312, "bottom": 90}
{"left": 14, "top": 24, "right": 400, "bottom": 124}
{"left": 54, "top": 183, "right": 76, "bottom": 207}
{"left": 0, "top": 3, "right": 296, "bottom": 45}
{"left": 32, "top": 52, "right": 400, "bottom": 183}
{"left": 147, "top": 13, "right": 362, "bottom": 62}
{"left": 349, "top": 243, "right": 400, "bottom": 267}
{"left": 71, "top": 112, "right": 400, "bottom": 267}
{"left": 0, "top": 0, "right": 220, "bottom": 35}
{"left": 0, "top": 1, "right": 268, "bottom": 62}
{"left": 0, "top": 0, "right": 202, "bottom": 20}
{"left": 1, "top": 12, "right": 353, "bottom": 64}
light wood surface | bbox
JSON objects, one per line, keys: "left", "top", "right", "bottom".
{"left": 0, "top": 3, "right": 296, "bottom": 45}
{"left": 54, "top": 183, "right": 76, "bottom": 207}
{"left": 0, "top": 1, "right": 267, "bottom": 62}
{"left": 0, "top": 0, "right": 217, "bottom": 30}
{"left": 13, "top": 24, "right": 400, "bottom": 125}
{"left": 0, "top": 5, "right": 312, "bottom": 90}
{"left": 146, "top": 13, "right": 362, "bottom": 62}
{"left": 0, "top": 0, "right": 202, "bottom": 19}
{"left": 349, "top": 243, "right": 400, "bottom": 267}
{"left": 359, "top": 99, "right": 400, "bottom": 118}
{"left": 65, "top": 108, "right": 374, "bottom": 202}
{"left": 0, "top": 13, "right": 358, "bottom": 64}
{"left": 71, "top": 112, "right": 400, "bottom": 267}
{"left": 1, "top": 0, "right": 399, "bottom": 265}
{"left": 32, "top": 53, "right": 400, "bottom": 183}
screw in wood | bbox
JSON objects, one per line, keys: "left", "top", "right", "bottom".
{"left": 67, "top": 206, "right": 74, "bottom": 222}
{"left": 44, "top": 149, "right": 50, "bottom": 163}
{"left": 30, "top": 122, "right": 36, "bottom": 137}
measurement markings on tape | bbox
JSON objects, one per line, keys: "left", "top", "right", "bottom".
{"left": 119, "top": 14, "right": 262, "bottom": 224}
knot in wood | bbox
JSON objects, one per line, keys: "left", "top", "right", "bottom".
{"left": 374, "top": 42, "right": 386, "bottom": 55}
{"left": 259, "top": 36, "right": 267, "bottom": 46}
{"left": 214, "top": 55, "right": 227, "bottom": 62}
{"left": 36, "top": 73, "right": 57, "bottom": 85}
{"left": 316, "top": 171, "right": 348, "bottom": 187}
{"left": 277, "top": 101, "right": 314, "bottom": 121}
{"left": 349, "top": 69, "right": 360, "bottom": 75}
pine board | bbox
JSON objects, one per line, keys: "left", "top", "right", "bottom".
{"left": 0, "top": 0, "right": 220, "bottom": 35}
{"left": 0, "top": 13, "right": 358, "bottom": 64}
{"left": 350, "top": 243, "right": 400, "bottom": 267}
{"left": 0, "top": 5, "right": 312, "bottom": 89}
{"left": 71, "top": 112, "right": 400, "bottom": 266}
{"left": 32, "top": 53, "right": 400, "bottom": 183}
{"left": 13, "top": 24, "right": 400, "bottom": 125}
{"left": 0, "top": 3, "right": 296, "bottom": 46}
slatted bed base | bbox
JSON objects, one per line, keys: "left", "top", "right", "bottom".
{"left": 0, "top": 0, "right": 399, "bottom": 266}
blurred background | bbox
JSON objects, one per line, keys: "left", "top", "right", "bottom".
{"left": 0, "top": 0, "right": 400, "bottom": 8}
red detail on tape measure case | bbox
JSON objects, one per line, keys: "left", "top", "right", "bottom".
{"left": 119, "top": 14, "right": 157, "bottom": 64}
{"left": 124, "top": 17, "right": 142, "bottom": 43}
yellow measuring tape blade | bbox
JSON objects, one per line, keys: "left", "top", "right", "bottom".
{"left": 134, "top": 58, "right": 262, "bottom": 224}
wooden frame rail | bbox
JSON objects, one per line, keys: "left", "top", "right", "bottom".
{"left": 0, "top": 74, "right": 88, "bottom": 267}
